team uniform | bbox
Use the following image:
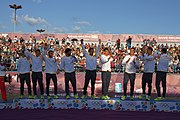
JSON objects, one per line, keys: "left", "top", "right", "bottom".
{"left": 81, "top": 44, "right": 100, "bottom": 98}
{"left": 155, "top": 53, "right": 171, "bottom": 100}
{"left": 139, "top": 54, "right": 156, "bottom": 100}
{"left": 25, "top": 50, "right": 44, "bottom": 98}
{"left": 100, "top": 54, "right": 113, "bottom": 99}
{"left": 121, "top": 55, "right": 139, "bottom": 100}
{"left": 17, "top": 57, "right": 32, "bottom": 98}
{"left": 42, "top": 50, "right": 59, "bottom": 99}
{"left": 60, "top": 56, "right": 78, "bottom": 99}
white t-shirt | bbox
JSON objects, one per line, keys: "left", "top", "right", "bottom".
{"left": 100, "top": 54, "right": 113, "bottom": 72}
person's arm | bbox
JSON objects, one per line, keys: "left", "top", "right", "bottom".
{"left": 138, "top": 55, "right": 144, "bottom": 61}
{"left": 134, "top": 58, "right": 140, "bottom": 68}
{"left": 54, "top": 61, "right": 60, "bottom": 74}
{"left": 24, "top": 49, "right": 33, "bottom": 59}
{"left": 42, "top": 44, "right": 50, "bottom": 61}
{"left": 81, "top": 39, "right": 88, "bottom": 57}
{"left": 56, "top": 58, "right": 60, "bottom": 74}
{"left": 42, "top": 50, "right": 47, "bottom": 61}
{"left": 122, "top": 56, "right": 130, "bottom": 65}
{"left": 143, "top": 55, "right": 154, "bottom": 61}
{"left": 100, "top": 55, "right": 109, "bottom": 64}
{"left": 72, "top": 56, "right": 78, "bottom": 63}
{"left": 96, "top": 39, "right": 101, "bottom": 58}
{"left": 82, "top": 44, "right": 88, "bottom": 57}
{"left": 131, "top": 56, "right": 140, "bottom": 69}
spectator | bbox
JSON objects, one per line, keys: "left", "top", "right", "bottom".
{"left": 126, "top": 36, "right": 132, "bottom": 49}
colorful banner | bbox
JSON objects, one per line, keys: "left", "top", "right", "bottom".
{"left": 0, "top": 99, "right": 180, "bottom": 112}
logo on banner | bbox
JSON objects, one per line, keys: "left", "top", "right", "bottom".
{"left": 126, "top": 102, "right": 137, "bottom": 107}
{"left": 159, "top": 103, "right": 170, "bottom": 108}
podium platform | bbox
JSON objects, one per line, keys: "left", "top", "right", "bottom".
{"left": 0, "top": 98, "right": 180, "bottom": 112}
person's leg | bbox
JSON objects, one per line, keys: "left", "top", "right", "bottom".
{"left": 70, "top": 72, "right": 77, "bottom": 95}
{"left": 162, "top": 72, "right": 167, "bottom": 98}
{"left": 25, "top": 73, "right": 32, "bottom": 95}
{"left": 46, "top": 73, "right": 51, "bottom": 96}
{"left": 91, "top": 71, "right": 97, "bottom": 96}
{"left": 52, "top": 74, "right": 58, "bottom": 95}
{"left": 83, "top": 70, "right": 91, "bottom": 95}
{"left": 142, "top": 73, "right": 146, "bottom": 95}
{"left": 0, "top": 76, "right": 7, "bottom": 101}
{"left": 129, "top": 73, "right": 136, "bottom": 97}
{"left": 147, "top": 73, "right": 153, "bottom": 96}
{"left": 123, "top": 72, "right": 129, "bottom": 96}
{"left": 156, "top": 72, "right": 161, "bottom": 97}
{"left": 20, "top": 74, "right": 25, "bottom": 95}
{"left": 65, "top": 73, "right": 70, "bottom": 96}
{"left": 32, "top": 72, "right": 37, "bottom": 95}
{"left": 105, "top": 72, "right": 111, "bottom": 96}
{"left": 101, "top": 72, "right": 107, "bottom": 96}
{"left": 37, "top": 72, "right": 44, "bottom": 95}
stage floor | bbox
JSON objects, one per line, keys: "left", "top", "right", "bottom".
{"left": 0, "top": 98, "right": 180, "bottom": 112}
{"left": 0, "top": 109, "right": 180, "bottom": 120}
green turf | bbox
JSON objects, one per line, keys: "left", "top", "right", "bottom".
{"left": 0, "top": 93, "right": 179, "bottom": 102}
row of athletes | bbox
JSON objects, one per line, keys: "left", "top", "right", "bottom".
{"left": 0, "top": 39, "right": 170, "bottom": 102}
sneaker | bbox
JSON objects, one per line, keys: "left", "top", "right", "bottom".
{"left": 105, "top": 95, "right": 110, "bottom": 100}
{"left": 146, "top": 95, "right": 150, "bottom": 101}
{"left": 121, "top": 95, "right": 126, "bottom": 100}
{"left": 161, "top": 97, "right": 165, "bottom": 100}
{"left": 101, "top": 95, "right": 106, "bottom": 100}
{"left": 90, "top": 95, "right": 96, "bottom": 99}
{"left": 130, "top": 96, "right": 134, "bottom": 101}
{"left": 66, "top": 95, "right": 70, "bottom": 99}
{"left": 81, "top": 95, "right": 86, "bottom": 99}
{"left": 139, "top": 94, "right": 146, "bottom": 99}
{"left": 154, "top": 97, "right": 162, "bottom": 101}
{"left": 28, "top": 95, "right": 33, "bottom": 99}
{"left": 33, "top": 95, "right": 37, "bottom": 99}
{"left": 74, "top": 94, "right": 79, "bottom": 99}
{"left": 47, "top": 96, "right": 51, "bottom": 99}
{"left": 40, "top": 95, "right": 44, "bottom": 99}
{"left": 19, "top": 95, "right": 23, "bottom": 99}
{"left": 54, "top": 95, "right": 59, "bottom": 99}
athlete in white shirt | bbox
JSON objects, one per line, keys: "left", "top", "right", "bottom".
{"left": 121, "top": 47, "right": 139, "bottom": 101}
{"left": 139, "top": 47, "right": 156, "bottom": 101}
{"left": 81, "top": 39, "right": 101, "bottom": 99}
{"left": 154, "top": 48, "right": 171, "bottom": 101}
{"left": 25, "top": 48, "right": 44, "bottom": 99}
{"left": 100, "top": 48, "right": 113, "bottom": 100}
{"left": 42, "top": 45, "right": 59, "bottom": 99}
{"left": 17, "top": 52, "right": 32, "bottom": 99}
{"left": 60, "top": 48, "right": 78, "bottom": 99}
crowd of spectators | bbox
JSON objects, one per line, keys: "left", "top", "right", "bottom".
{"left": 0, "top": 35, "right": 180, "bottom": 73}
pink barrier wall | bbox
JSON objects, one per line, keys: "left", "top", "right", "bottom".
{"left": 1, "top": 33, "right": 180, "bottom": 42}
{"left": 6, "top": 72, "right": 180, "bottom": 96}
